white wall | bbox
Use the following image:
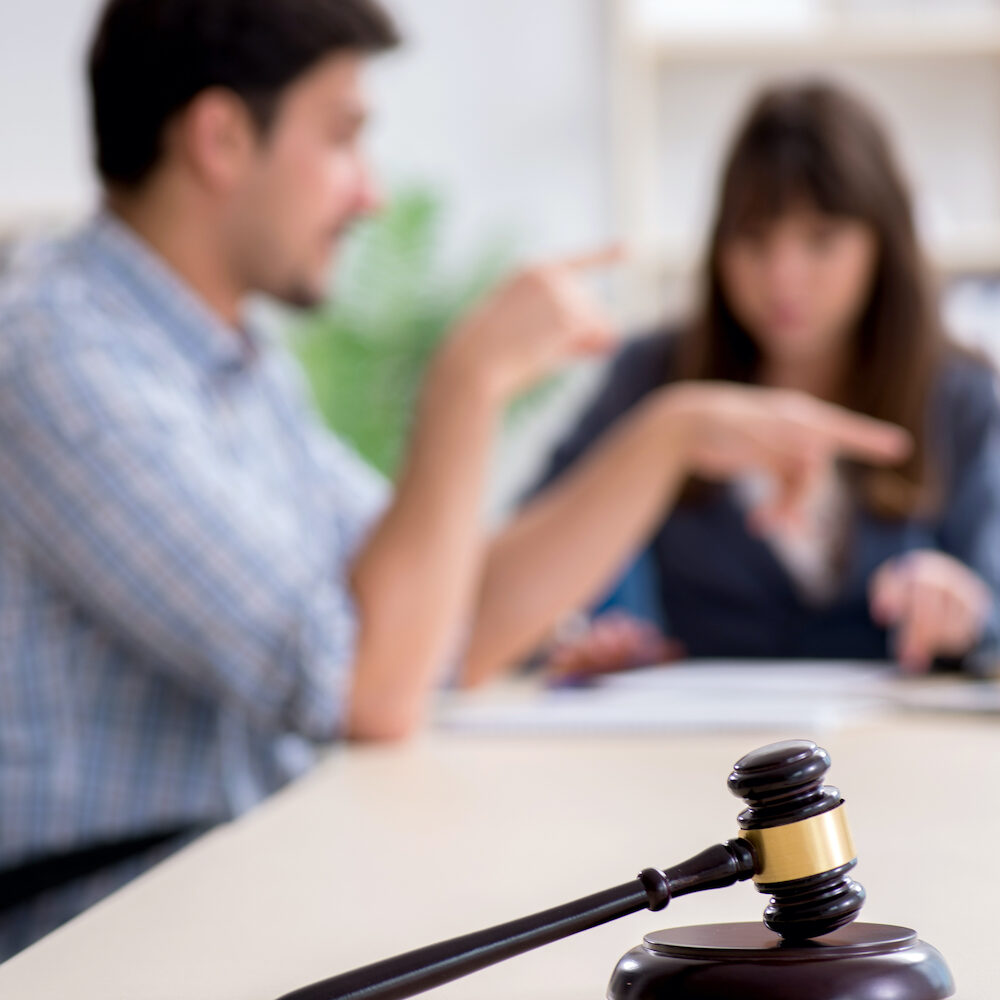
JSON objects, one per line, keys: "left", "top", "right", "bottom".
{"left": 369, "top": 0, "right": 612, "bottom": 260}
{"left": 6, "top": 1, "right": 1000, "bottom": 277}
{"left": 650, "top": 59, "right": 1000, "bottom": 269}
{"left": 5, "top": 1, "right": 1000, "bottom": 505}
{"left": 0, "top": 0, "right": 613, "bottom": 258}
{"left": 363, "top": 1, "right": 614, "bottom": 509}
{"left": 0, "top": 0, "right": 613, "bottom": 507}
{"left": 0, "top": 0, "right": 100, "bottom": 224}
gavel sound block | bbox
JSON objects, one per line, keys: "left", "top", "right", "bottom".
{"left": 607, "top": 740, "right": 952, "bottom": 1000}
{"left": 278, "top": 739, "right": 953, "bottom": 1000}
{"left": 609, "top": 921, "right": 952, "bottom": 999}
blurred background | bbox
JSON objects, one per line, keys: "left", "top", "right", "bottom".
{"left": 4, "top": 0, "right": 1000, "bottom": 510}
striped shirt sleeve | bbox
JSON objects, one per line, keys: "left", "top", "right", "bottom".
{"left": 0, "top": 300, "right": 374, "bottom": 742}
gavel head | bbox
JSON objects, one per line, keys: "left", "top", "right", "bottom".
{"left": 728, "top": 739, "right": 866, "bottom": 940}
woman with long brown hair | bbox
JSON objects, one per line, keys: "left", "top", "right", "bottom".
{"left": 531, "top": 79, "right": 1000, "bottom": 677}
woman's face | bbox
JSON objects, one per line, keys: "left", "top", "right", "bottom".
{"left": 718, "top": 206, "right": 879, "bottom": 367}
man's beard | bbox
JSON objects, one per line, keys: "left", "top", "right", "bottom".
{"left": 276, "top": 282, "right": 327, "bottom": 310}
{"left": 272, "top": 220, "right": 358, "bottom": 309}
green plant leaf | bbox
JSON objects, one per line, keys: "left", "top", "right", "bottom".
{"left": 289, "top": 185, "right": 558, "bottom": 478}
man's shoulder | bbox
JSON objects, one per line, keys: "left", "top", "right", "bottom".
{"left": 0, "top": 229, "right": 111, "bottom": 363}
{"left": 0, "top": 226, "right": 189, "bottom": 443}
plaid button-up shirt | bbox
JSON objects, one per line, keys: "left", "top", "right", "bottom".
{"left": 0, "top": 213, "right": 386, "bottom": 922}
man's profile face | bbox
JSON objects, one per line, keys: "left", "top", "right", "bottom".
{"left": 226, "top": 53, "right": 379, "bottom": 308}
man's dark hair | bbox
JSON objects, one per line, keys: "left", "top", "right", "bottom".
{"left": 88, "top": 0, "right": 400, "bottom": 189}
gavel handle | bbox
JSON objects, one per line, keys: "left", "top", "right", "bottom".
{"left": 275, "top": 839, "right": 756, "bottom": 1000}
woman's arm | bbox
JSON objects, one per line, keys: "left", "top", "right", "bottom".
{"left": 346, "top": 252, "right": 619, "bottom": 740}
{"left": 463, "top": 384, "right": 912, "bottom": 685}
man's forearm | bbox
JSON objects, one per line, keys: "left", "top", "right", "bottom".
{"left": 462, "top": 390, "right": 689, "bottom": 685}
{"left": 342, "top": 246, "right": 623, "bottom": 738}
{"left": 346, "top": 343, "right": 500, "bottom": 739}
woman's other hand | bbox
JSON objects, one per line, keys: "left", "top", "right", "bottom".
{"left": 869, "top": 550, "right": 992, "bottom": 672}
{"left": 546, "top": 612, "right": 682, "bottom": 683}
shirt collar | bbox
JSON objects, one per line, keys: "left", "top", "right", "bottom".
{"left": 77, "top": 209, "right": 261, "bottom": 374}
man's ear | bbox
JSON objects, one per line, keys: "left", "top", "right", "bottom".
{"left": 169, "top": 88, "right": 258, "bottom": 193}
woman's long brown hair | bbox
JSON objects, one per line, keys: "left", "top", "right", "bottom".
{"left": 679, "top": 80, "right": 947, "bottom": 518}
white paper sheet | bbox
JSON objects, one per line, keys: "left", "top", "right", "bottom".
{"left": 435, "top": 660, "right": 896, "bottom": 735}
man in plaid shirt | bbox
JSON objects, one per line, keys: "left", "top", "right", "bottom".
{"left": 0, "top": 0, "right": 910, "bottom": 960}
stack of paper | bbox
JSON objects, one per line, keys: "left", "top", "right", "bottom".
{"left": 436, "top": 660, "right": 895, "bottom": 735}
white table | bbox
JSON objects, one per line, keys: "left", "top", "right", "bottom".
{"left": 0, "top": 708, "right": 996, "bottom": 999}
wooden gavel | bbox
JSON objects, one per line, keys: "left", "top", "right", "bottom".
{"left": 276, "top": 739, "right": 871, "bottom": 1000}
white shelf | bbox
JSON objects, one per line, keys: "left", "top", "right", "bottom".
{"left": 928, "top": 232, "right": 1000, "bottom": 275}
{"left": 634, "top": 232, "right": 1000, "bottom": 281}
{"left": 610, "top": 0, "right": 1000, "bottom": 325}
{"left": 0, "top": 204, "right": 82, "bottom": 242}
{"left": 630, "top": 13, "right": 1000, "bottom": 61}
